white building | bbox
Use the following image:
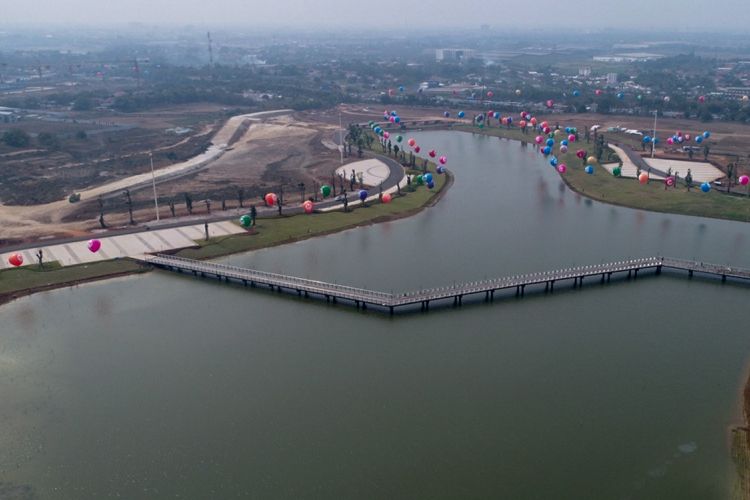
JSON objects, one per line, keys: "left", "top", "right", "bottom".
{"left": 606, "top": 72, "right": 618, "bottom": 86}
{"left": 436, "top": 49, "right": 476, "bottom": 62}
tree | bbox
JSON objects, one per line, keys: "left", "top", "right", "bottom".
{"left": 298, "top": 182, "right": 305, "bottom": 203}
{"left": 2, "top": 129, "right": 30, "bottom": 148}
{"left": 237, "top": 188, "right": 244, "bottom": 208}
{"left": 98, "top": 196, "right": 106, "bottom": 228}
{"left": 727, "top": 163, "right": 735, "bottom": 192}
{"left": 123, "top": 189, "right": 135, "bottom": 224}
{"left": 703, "top": 145, "right": 710, "bottom": 161}
{"left": 72, "top": 96, "right": 94, "bottom": 111}
{"left": 184, "top": 192, "right": 193, "bottom": 215}
{"left": 37, "top": 132, "right": 59, "bottom": 150}
{"left": 168, "top": 200, "right": 176, "bottom": 217}
{"left": 75, "top": 130, "right": 87, "bottom": 140}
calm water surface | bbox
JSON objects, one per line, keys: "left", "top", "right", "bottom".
{"left": 1, "top": 131, "right": 749, "bottom": 499}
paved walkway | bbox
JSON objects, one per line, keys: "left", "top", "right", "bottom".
{"left": 643, "top": 158, "right": 724, "bottom": 183}
{"left": 0, "top": 221, "right": 245, "bottom": 270}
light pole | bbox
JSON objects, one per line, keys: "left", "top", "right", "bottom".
{"left": 651, "top": 110, "right": 657, "bottom": 159}
{"left": 149, "top": 152, "right": 160, "bottom": 221}
{"left": 339, "top": 109, "right": 344, "bottom": 165}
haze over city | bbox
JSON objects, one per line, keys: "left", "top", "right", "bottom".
{"left": 1, "top": 0, "right": 749, "bottom": 30}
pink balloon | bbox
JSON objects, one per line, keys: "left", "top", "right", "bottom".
{"left": 428, "top": 150, "right": 436, "bottom": 157}
{"left": 407, "top": 138, "right": 416, "bottom": 147}
{"left": 382, "top": 193, "right": 393, "bottom": 203}
{"left": 414, "top": 146, "right": 421, "bottom": 153}
{"left": 568, "top": 134, "right": 576, "bottom": 142}
{"left": 303, "top": 201, "right": 314, "bottom": 214}
{"left": 383, "top": 131, "right": 390, "bottom": 139}
{"left": 557, "top": 164, "right": 567, "bottom": 174}
{"left": 439, "top": 156, "right": 447, "bottom": 164}
{"left": 685, "top": 134, "right": 691, "bottom": 141}
{"left": 667, "top": 137, "right": 674, "bottom": 145}
{"left": 740, "top": 175, "right": 750, "bottom": 186}
{"left": 87, "top": 239, "right": 101, "bottom": 253}
{"left": 535, "top": 136, "right": 544, "bottom": 144}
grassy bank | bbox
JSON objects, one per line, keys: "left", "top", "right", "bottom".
{"left": 0, "top": 259, "right": 147, "bottom": 305}
{"left": 455, "top": 125, "right": 750, "bottom": 223}
{"left": 0, "top": 166, "right": 449, "bottom": 304}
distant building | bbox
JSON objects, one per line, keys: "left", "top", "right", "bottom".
{"left": 606, "top": 73, "right": 618, "bottom": 86}
{"left": 578, "top": 67, "right": 592, "bottom": 77}
{"left": 436, "top": 49, "right": 476, "bottom": 63}
{"left": 721, "top": 87, "right": 750, "bottom": 98}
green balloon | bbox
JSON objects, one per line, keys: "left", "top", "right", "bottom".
{"left": 478, "top": 123, "right": 484, "bottom": 129}
{"left": 416, "top": 175, "right": 424, "bottom": 185}
{"left": 396, "top": 135, "right": 403, "bottom": 143}
{"left": 321, "top": 185, "right": 331, "bottom": 197}
{"left": 613, "top": 167, "right": 622, "bottom": 177}
{"left": 239, "top": 215, "right": 251, "bottom": 227}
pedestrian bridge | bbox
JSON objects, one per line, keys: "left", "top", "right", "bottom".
{"left": 137, "top": 254, "right": 750, "bottom": 315}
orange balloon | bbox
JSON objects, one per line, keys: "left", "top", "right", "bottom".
{"left": 638, "top": 173, "right": 649, "bottom": 184}
{"left": 382, "top": 193, "right": 392, "bottom": 204}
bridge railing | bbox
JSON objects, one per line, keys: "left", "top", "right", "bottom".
{"left": 149, "top": 254, "right": 394, "bottom": 301}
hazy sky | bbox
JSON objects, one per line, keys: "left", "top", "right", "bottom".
{"left": 2, "top": 0, "right": 747, "bottom": 30}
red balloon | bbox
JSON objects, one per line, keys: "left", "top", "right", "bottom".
{"left": 520, "top": 111, "right": 527, "bottom": 119}
{"left": 303, "top": 201, "right": 314, "bottom": 214}
{"left": 264, "top": 193, "right": 277, "bottom": 206}
{"left": 543, "top": 126, "right": 551, "bottom": 134}
{"left": 407, "top": 138, "right": 416, "bottom": 147}
{"left": 414, "top": 146, "right": 421, "bottom": 153}
{"left": 595, "top": 89, "right": 603, "bottom": 96}
{"left": 541, "top": 121, "right": 549, "bottom": 129}
{"left": 487, "top": 91, "right": 494, "bottom": 98}
{"left": 698, "top": 96, "right": 706, "bottom": 103}
{"left": 546, "top": 100, "right": 554, "bottom": 108}
{"left": 530, "top": 117, "right": 538, "bottom": 126}
{"left": 382, "top": 193, "right": 392, "bottom": 204}
{"left": 576, "top": 149, "right": 586, "bottom": 159}
{"left": 8, "top": 253, "right": 23, "bottom": 267}
{"left": 519, "top": 120, "right": 527, "bottom": 128}
{"left": 428, "top": 150, "right": 436, "bottom": 158}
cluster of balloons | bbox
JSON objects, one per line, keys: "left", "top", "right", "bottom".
{"left": 666, "top": 130, "right": 711, "bottom": 145}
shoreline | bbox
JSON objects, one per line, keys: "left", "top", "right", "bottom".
{"left": 0, "top": 170, "right": 453, "bottom": 308}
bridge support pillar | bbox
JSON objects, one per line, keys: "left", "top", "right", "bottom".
{"left": 490, "top": 290, "right": 495, "bottom": 302}
{"left": 304, "top": 291, "right": 309, "bottom": 298}
{"left": 656, "top": 265, "right": 662, "bottom": 275}
{"left": 242, "top": 279, "right": 247, "bottom": 287}
{"left": 325, "top": 295, "right": 330, "bottom": 302}
{"left": 722, "top": 274, "right": 726, "bottom": 283}
{"left": 425, "top": 301, "right": 429, "bottom": 311}
{"left": 688, "top": 270, "right": 693, "bottom": 278}
{"left": 389, "top": 306, "right": 394, "bottom": 315}
{"left": 634, "top": 269, "right": 638, "bottom": 279}
{"left": 601, "top": 274, "right": 605, "bottom": 284}
{"left": 362, "top": 302, "right": 367, "bottom": 311}
{"left": 251, "top": 281, "right": 256, "bottom": 288}
{"left": 628, "top": 270, "right": 632, "bottom": 279}
{"left": 607, "top": 272, "right": 612, "bottom": 282}
{"left": 332, "top": 296, "right": 337, "bottom": 303}
{"left": 485, "top": 291, "right": 490, "bottom": 302}
{"left": 573, "top": 277, "right": 577, "bottom": 288}
{"left": 297, "top": 289, "right": 302, "bottom": 297}
{"left": 579, "top": 276, "right": 584, "bottom": 286}
{"left": 458, "top": 295, "right": 463, "bottom": 307}
{"left": 520, "top": 285, "right": 525, "bottom": 297}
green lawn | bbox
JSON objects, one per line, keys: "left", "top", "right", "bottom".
{"left": 177, "top": 170, "right": 447, "bottom": 260}
{"left": 456, "top": 125, "right": 750, "bottom": 223}
{"left": 0, "top": 259, "right": 146, "bottom": 296}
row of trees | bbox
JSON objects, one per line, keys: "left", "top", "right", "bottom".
{"left": 1, "top": 128, "right": 86, "bottom": 149}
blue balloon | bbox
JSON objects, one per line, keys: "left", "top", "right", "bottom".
{"left": 573, "top": 90, "right": 581, "bottom": 97}
{"left": 617, "top": 92, "right": 625, "bottom": 99}
{"left": 546, "top": 138, "right": 554, "bottom": 147}
{"left": 701, "top": 182, "right": 711, "bottom": 193}
{"left": 427, "top": 181, "right": 435, "bottom": 189}
{"left": 390, "top": 111, "right": 397, "bottom": 116}
{"left": 653, "top": 137, "right": 660, "bottom": 144}
{"left": 696, "top": 135, "right": 703, "bottom": 143}
{"left": 643, "top": 136, "right": 651, "bottom": 143}
{"left": 424, "top": 173, "right": 433, "bottom": 183}
{"left": 436, "top": 166, "right": 445, "bottom": 174}
{"left": 458, "top": 111, "right": 465, "bottom": 118}
{"left": 476, "top": 114, "right": 484, "bottom": 122}
{"left": 493, "top": 112, "right": 500, "bottom": 119}
{"left": 444, "top": 111, "right": 450, "bottom": 117}
{"left": 374, "top": 127, "right": 382, "bottom": 134}
{"left": 550, "top": 157, "right": 558, "bottom": 167}
{"left": 507, "top": 117, "right": 513, "bottom": 123}
{"left": 543, "top": 146, "right": 551, "bottom": 155}
{"left": 703, "top": 131, "right": 711, "bottom": 138}
{"left": 399, "top": 86, "right": 404, "bottom": 92}
{"left": 394, "top": 116, "right": 400, "bottom": 123}
{"left": 585, "top": 165, "right": 594, "bottom": 174}
{"left": 359, "top": 189, "right": 368, "bottom": 201}
{"left": 561, "top": 140, "right": 569, "bottom": 146}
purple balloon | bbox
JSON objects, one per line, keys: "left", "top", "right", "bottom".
{"left": 359, "top": 190, "right": 368, "bottom": 201}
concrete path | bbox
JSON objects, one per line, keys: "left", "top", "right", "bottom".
{"left": 0, "top": 221, "right": 245, "bottom": 270}
{"left": 643, "top": 158, "right": 724, "bottom": 183}
{"left": 605, "top": 144, "right": 665, "bottom": 180}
